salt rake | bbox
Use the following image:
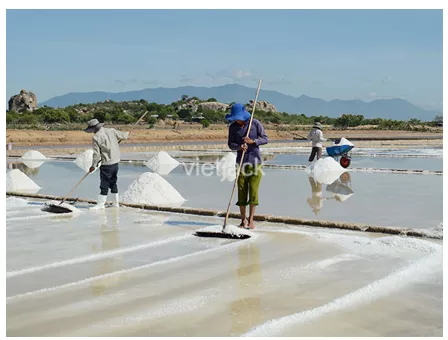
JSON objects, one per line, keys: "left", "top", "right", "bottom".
{"left": 194, "top": 79, "right": 262, "bottom": 240}
{"left": 42, "top": 111, "right": 149, "bottom": 214}
{"left": 42, "top": 170, "right": 93, "bottom": 213}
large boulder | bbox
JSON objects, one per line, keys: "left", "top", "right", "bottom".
{"left": 8, "top": 89, "right": 38, "bottom": 113}
{"left": 198, "top": 102, "right": 230, "bottom": 112}
{"left": 246, "top": 100, "right": 277, "bottom": 112}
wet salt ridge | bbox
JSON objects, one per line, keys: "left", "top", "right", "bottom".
{"left": 5, "top": 146, "right": 443, "bottom": 336}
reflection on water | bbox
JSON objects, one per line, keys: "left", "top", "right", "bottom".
{"left": 307, "top": 172, "right": 355, "bottom": 215}
{"left": 307, "top": 176, "right": 325, "bottom": 215}
{"left": 91, "top": 209, "right": 122, "bottom": 296}
{"left": 177, "top": 154, "right": 276, "bottom": 163}
{"left": 7, "top": 162, "right": 41, "bottom": 176}
{"left": 326, "top": 172, "right": 354, "bottom": 202}
{"left": 230, "top": 242, "right": 264, "bottom": 335}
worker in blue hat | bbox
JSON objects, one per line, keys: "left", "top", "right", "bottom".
{"left": 226, "top": 103, "right": 268, "bottom": 229}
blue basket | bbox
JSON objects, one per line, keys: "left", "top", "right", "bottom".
{"left": 326, "top": 144, "right": 353, "bottom": 157}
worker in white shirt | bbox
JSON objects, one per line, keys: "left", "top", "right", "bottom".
{"left": 307, "top": 122, "right": 326, "bottom": 162}
{"left": 84, "top": 119, "right": 129, "bottom": 209}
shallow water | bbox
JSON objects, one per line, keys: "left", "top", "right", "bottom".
{"left": 6, "top": 197, "right": 443, "bottom": 336}
{"left": 266, "top": 153, "right": 443, "bottom": 171}
{"left": 6, "top": 156, "right": 442, "bottom": 230}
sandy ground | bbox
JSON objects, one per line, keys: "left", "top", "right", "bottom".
{"left": 6, "top": 199, "right": 442, "bottom": 336}
{"left": 6, "top": 126, "right": 443, "bottom": 147}
{"left": 5, "top": 128, "right": 443, "bottom": 158}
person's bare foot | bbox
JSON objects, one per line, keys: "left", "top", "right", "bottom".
{"left": 238, "top": 218, "right": 248, "bottom": 228}
{"left": 246, "top": 220, "right": 256, "bottom": 229}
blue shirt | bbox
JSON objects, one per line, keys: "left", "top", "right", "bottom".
{"left": 227, "top": 119, "right": 268, "bottom": 165}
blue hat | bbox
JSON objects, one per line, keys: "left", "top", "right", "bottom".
{"left": 225, "top": 103, "right": 251, "bottom": 122}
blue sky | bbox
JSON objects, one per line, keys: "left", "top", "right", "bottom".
{"left": 6, "top": 9, "right": 443, "bottom": 110}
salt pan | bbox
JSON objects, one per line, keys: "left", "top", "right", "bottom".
{"left": 6, "top": 169, "right": 41, "bottom": 193}
{"left": 216, "top": 152, "right": 236, "bottom": 181}
{"left": 74, "top": 149, "right": 98, "bottom": 173}
{"left": 145, "top": 151, "right": 179, "bottom": 175}
{"left": 305, "top": 157, "right": 347, "bottom": 185}
{"left": 121, "top": 172, "right": 185, "bottom": 206}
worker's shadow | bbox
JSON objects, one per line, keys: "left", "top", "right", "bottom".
{"left": 230, "top": 242, "right": 264, "bottom": 335}
{"left": 90, "top": 208, "right": 123, "bottom": 296}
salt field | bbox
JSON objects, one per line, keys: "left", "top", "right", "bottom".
{"left": 5, "top": 146, "right": 443, "bottom": 336}
{"left": 6, "top": 148, "right": 443, "bottom": 231}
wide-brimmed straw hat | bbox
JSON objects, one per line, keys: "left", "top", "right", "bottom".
{"left": 84, "top": 118, "right": 105, "bottom": 133}
{"left": 225, "top": 103, "right": 251, "bottom": 122}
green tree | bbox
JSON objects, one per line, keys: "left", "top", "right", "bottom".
{"left": 178, "top": 108, "right": 192, "bottom": 121}
{"left": 147, "top": 117, "right": 157, "bottom": 129}
{"left": 201, "top": 119, "right": 210, "bottom": 128}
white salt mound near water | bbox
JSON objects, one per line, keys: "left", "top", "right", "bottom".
{"left": 74, "top": 149, "right": 98, "bottom": 173}
{"left": 333, "top": 137, "right": 354, "bottom": 147}
{"left": 216, "top": 152, "right": 236, "bottom": 181}
{"left": 121, "top": 172, "right": 185, "bottom": 206}
{"left": 6, "top": 169, "right": 41, "bottom": 193}
{"left": 305, "top": 157, "right": 347, "bottom": 185}
{"left": 196, "top": 224, "right": 255, "bottom": 237}
{"left": 145, "top": 151, "right": 180, "bottom": 175}
{"left": 21, "top": 150, "right": 47, "bottom": 160}
{"left": 21, "top": 150, "right": 47, "bottom": 169}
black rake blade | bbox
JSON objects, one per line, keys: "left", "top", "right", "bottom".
{"left": 41, "top": 204, "right": 74, "bottom": 214}
{"left": 194, "top": 231, "right": 251, "bottom": 239}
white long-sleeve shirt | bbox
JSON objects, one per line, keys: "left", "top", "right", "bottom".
{"left": 91, "top": 127, "right": 129, "bottom": 167}
{"left": 307, "top": 128, "right": 326, "bottom": 148}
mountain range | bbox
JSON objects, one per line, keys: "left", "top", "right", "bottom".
{"left": 39, "top": 84, "right": 440, "bottom": 121}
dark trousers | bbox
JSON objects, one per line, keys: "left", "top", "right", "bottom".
{"left": 100, "top": 163, "right": 119, "bottom": 195}
{"left": 308, "top": 147, "right": 322, "bottom": 162}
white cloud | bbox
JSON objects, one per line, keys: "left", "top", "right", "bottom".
{"left": 382, "top": 75, "right": 392, "bottom": 84}
{"left": 232, "top": 69, "right": 252, "bottom": 79}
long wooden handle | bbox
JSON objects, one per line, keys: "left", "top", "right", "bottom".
{"left": 223, "top": 79, "right": 262, "bottom": 229}
{"left": 60, "top": 171, "right": 90, "bottom": 204}
{"left": 119, "top": 110, "right": 149, "bottom": 144}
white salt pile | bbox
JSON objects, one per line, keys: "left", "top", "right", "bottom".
{"left": 196, "top": 224, "right": 255, "bottom": 237}
{"left": 145, "top": 151, "right": 179, "bottom": 175}
{"left": 333, "top": 137, "right": 355, "bottom": 147}
{"left": 305, "top": 157, "right": 347, "bottom": 185}
{"left": 6, "top": 169, "right": 41, "bottom": 193}
{"left": 121, "top": 172, "right": 185, "bottom": 206}
{"left": 21, "top": 150, "right": 47, "bottom": 160}
{"left": 216, "top": 152, "right": 236, "bottom": 181}
{"left": 21, "top": 150, "right": 48, "bottom": 169}
{"left": 74, "top": 149, "right": 98, "bottom": 173}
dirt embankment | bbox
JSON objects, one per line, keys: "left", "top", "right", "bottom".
{"left": 5, "top": 126, "right": 443, "bottom": 147}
